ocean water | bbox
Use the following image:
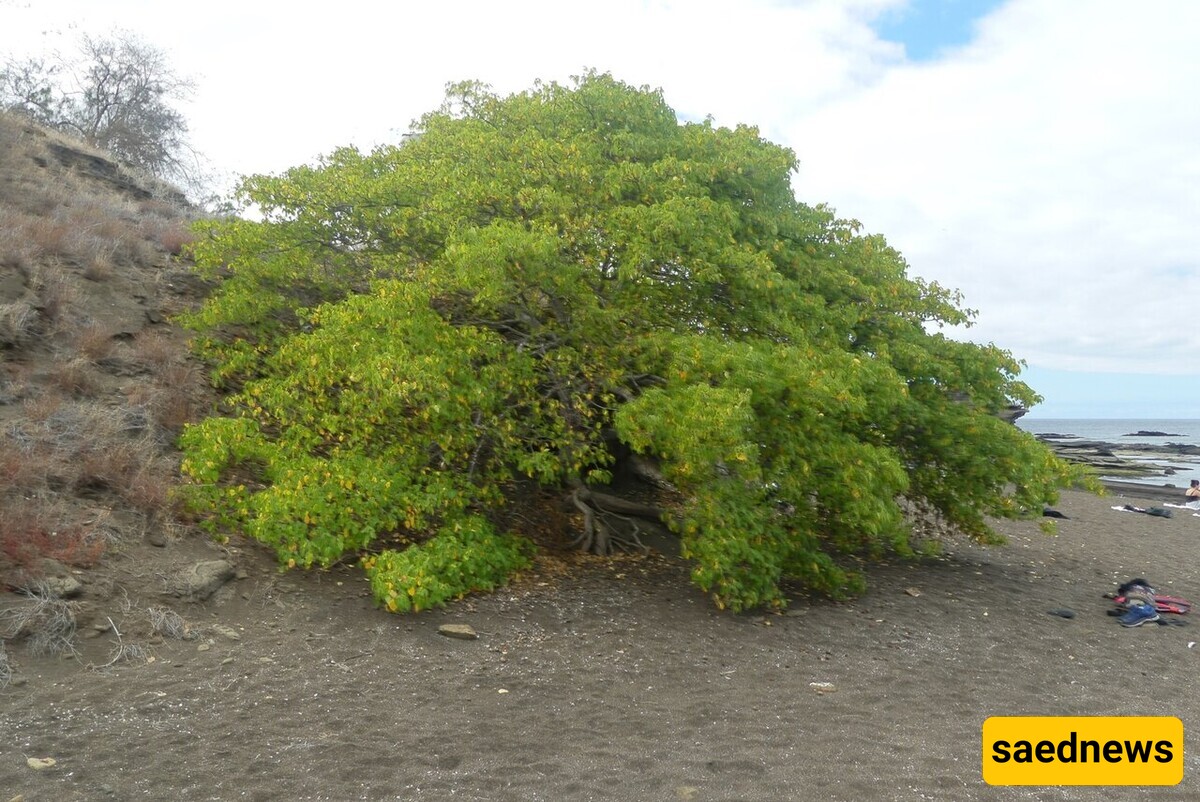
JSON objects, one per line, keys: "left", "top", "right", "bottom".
{"left": 1016, "top": 418, "right": 1200, "bottom": 486}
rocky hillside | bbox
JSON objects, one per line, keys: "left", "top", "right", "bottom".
{"left": 0, "top": 110, "right": 214, "bottom": 671}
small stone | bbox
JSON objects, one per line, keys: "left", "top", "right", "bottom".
{"left": 210, "top": 624, "right": 241, "bottom": 641}
{"left": 26, "top": 757, "right": 56, "bottom": 770}
{"left": 438, "top": 623, "right": 478, "bottom": 640}
{"left": 197, "top": 642, "right": 211, "bottom": 652}
{"left": 904, "top": 587, "right": 922, "bottom": 597}
{"left": 146, "top": 529, "right": 168, "bottom": 548}
{"left": 221, "top": 657, "right": 234, "bottom": 665}
{"left": 808, "top": 681, "right": 838, "bottom": 694}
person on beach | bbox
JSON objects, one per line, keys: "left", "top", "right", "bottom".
{"left": 1186, "top": 479, "right": 1200, "bottom": 509}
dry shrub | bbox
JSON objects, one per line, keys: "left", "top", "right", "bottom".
{"left": 0, "top": 438, "right": 50, "bottom": 490}
{"left": 0, "top": 299, "right": 37, "bottom": 346}
{"left": 0, "top": 584, "right": 79, "bottom": 657}
{"left": 62, "top": 227, "right": 114, "bottom": 272}
{"left": 138, "top": 196, "right": 185, "bottom": 219}
{"left": 0, "top": 501, "right": 106, "bottom": 569}
{"left": 82, "top": 250, "right": 116, "bottom": 281}
{"left": 147, "top": 605, "right": 189, "bottom": 639}
{"left": 0, "top": 447, "right": 27, "bottom": 489}
{"left": 29, "top": 267, "right": 76, "bottom": 326}
{"left": 156, "top": 221, "right": 194, "bottom": 256}
{"left": 127, "top": 236, "right": 159, "bottom": 266}
{"left": 8, "top": 401, "right": 161, "bottom": 498}
{"left": 76, "top": 438, "right": 144, "bottom": 492}
{"left": 95, "top": 638, "right": 151, "bottom": 669}
{"left": 23, "top": 183, "right": 72, "bottom": 217}
{"left": 48, "top": 356, "right": 101, "bottom": 397}
{"left": 131, "top": 329, "right": 183, "bottom": 370}
{"left": 20, "top": 392, "right": 64, "bottom": 422}
{"left": 158, "top": 362, "right": 203, "bottom": 429}
{"left": 74, "top": 322, "right": 117, "bottom": 360}
{"left": 124, "top": 360, "right": 204, "bottom": 432}
{"left": 25, "top": 214, "right": 74, "bottom": 257}
{"left": 154, "top": 385, "right": 197, "bottom": 431}
{"left": 0, "top": 208, "right": 41, "bottom": 271}
{"left": 121, "top": 460, "right": 176, "bottom": 518}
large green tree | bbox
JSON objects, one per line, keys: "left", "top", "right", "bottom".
{"left": 180, "top": 74, "right": 1076, "bottom": 612}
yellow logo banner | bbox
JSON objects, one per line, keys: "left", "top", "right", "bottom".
{"left": 983, "top": 716, "right": 1183, "bottom": 786}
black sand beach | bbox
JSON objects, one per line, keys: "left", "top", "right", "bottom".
{"left": 3, "top": 484, "right": 1199, "bottom": 801}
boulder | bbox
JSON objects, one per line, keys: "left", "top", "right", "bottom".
{"left": 167, "top": 560, "right": 235, "bottom": 601}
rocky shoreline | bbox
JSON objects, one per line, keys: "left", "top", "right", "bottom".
{"left": 1032, "top": 432, "right": 1200, "bottom": 498}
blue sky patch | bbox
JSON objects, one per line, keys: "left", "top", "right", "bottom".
{"left": 873, "top": 0, "right": 1006, "bottom": 61}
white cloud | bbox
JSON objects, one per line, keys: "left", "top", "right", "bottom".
{"left": 3, "top": 0, "right": 1197, "bottom": 380}
{"left": 789, "top": 0, "right": 1200, "bottom": 375}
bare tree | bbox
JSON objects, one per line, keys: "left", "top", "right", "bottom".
{"left": 1, "top": 31, "right": 200, "bottom": 188}
{"left": 0, "top": 56, "right": 66, "bottom": 126}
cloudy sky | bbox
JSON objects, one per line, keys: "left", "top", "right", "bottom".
{"left": 3, "top": 0, "right": 1198, "bottom": 417}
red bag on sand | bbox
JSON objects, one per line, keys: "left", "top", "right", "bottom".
{"left": 1106, "top": 578, "right": 1191, "bottom": 615}
{"left": 1110, "top": 594, "right": 1191, "bottom": 615}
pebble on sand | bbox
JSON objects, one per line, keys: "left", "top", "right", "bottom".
{"left": 438, "top": 623, "right": 479, "bottom": 640}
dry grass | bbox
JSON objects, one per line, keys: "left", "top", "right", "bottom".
{"left": 28, "top": 265, "right": 76, "bottom": 327}
{"left": 47, "top": 355, "right": 102, "bottom": 396}
{"left": 4, "top": 400, "right": 172, "bottom": 503}
{"left": 0, "top": 208, "right": 41, "bottom": 271}
{"left": 120, "top": 459, "right": 178, "bottom": 518}
{"left": 74, "top": 322, "right": 118, "bottom": 360}
{"left": 156, "top": 220, "right": 194, "bottom": 256}
{"left": 20, "top": 391, "right": 65, "bottom": 422}
{"left": 94, "top": 637, "right": 151, "bottom": 669}
{"left": 0, "top": 110, "right": 206, "bottom": 652}
{"left": 131, "top": 329, "right": 182, "bottom": 369}
{"left": 0, "top": 299, "right": 37, "bottom": 346}
{"left": 0, "top": 499, "right": 109, "bottom": 569}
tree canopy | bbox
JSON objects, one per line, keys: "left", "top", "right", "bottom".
{"left": 180, "top": 73, "right": 1078, "bottom": 612}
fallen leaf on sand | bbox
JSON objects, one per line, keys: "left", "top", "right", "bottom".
{"left": 904, "top": 587, "right": 922, "bottom": 597}
{"left": 808, "top": 681, "right": 837, "bottom": 694}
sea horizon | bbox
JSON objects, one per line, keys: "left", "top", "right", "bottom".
{"left": 1016, "top": 418, "right": 1200, "bottom": 486}
{"left": 1016, "top": 418, "right": 1200, "bottom": 444}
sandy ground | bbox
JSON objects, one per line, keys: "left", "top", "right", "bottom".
{"left": 3, "top": 485, "right": 1200, "bottom": 802}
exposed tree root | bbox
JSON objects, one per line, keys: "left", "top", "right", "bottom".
{"left": 569, "top": 486, "right": 666, "bottom": 555}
